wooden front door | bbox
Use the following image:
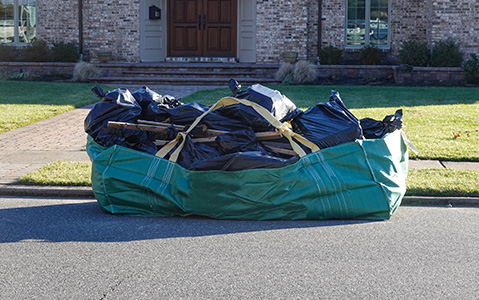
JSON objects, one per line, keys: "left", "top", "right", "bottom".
{"left": 168, "top": 0, "right": 237, "bottom": 57}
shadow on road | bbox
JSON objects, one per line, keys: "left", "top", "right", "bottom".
{"left": 0, "top": 201, "right": 378, "bottom": 243}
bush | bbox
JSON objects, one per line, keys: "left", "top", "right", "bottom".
{"left": 359, "top": 46, "right": 381, "bottom": 65}
{"left": 10, "top": 71, "right": 39, "bottom": 80}
{"left": 462, "top": 53, "right": 479, "bottom": 84}
{"left": 399, "top": 40, "right": 430, "bottom": 67}
{"left": 430, "top": 38, "right": 463, "bottom": 67}
{"left": 0, "top": 67, "right": 9, "bottom": 80}
{"left": 22, "top": 39, "right": 52, "bottom": 62}
{"left": 275, "top": 62, "right": 294, "bottom": 84}
{"left": 52, "top": 41, "right": 79, "bottom": 62}
{"left": 72, "top": 62, "right": 100, "bottom": 82}
{"left": 293, "top": 60, "right": 317, "bottom": 83}
{"left": 0, "top": 44, "right": 17, "bottom": 61}
{"left": 318, "top": 45, "right": 343, "bottom": 65}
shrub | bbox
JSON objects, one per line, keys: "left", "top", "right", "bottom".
{"left": 359, "top": 46, "right": 381, "bottom": 65}
{"left": 399, "top": 40, "right": 430, "bottom": 67}
{"left": 293, "top": 60, "right": 317, "bottom": 83}
{"left": 72, "top": 62, "right": 100, "bottom": 82}
{"left": 52, "top": 41, "right": 79, "bottom": 62}
{"left": 430, "top": 38, "right": 463, "bottom": 67}
{"left": 0, "top": 44, "right": 17, "bottom": 61}
{"left": 10, "top": 71, "right": 39, "bottom": 80}
{"left": 275, "top": 62, "right": 294, "bottom": 84}
{"left": 462, "top": 53, "right": 479, "bottom": 84}
{"left": 22, "top": 39, "right": 52, "bottom": 62}
{"left": 0, "top": 67, "right": 9, "bottom": 80}
{"left": 318, "top": 45, "right": 343, "bottom": 65}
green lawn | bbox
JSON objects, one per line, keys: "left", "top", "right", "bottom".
{"left": 184, "top": 85, "right": 479, "bottom": 161}
{"left": 0, "top": 81, "right": 112, "bottom": 134}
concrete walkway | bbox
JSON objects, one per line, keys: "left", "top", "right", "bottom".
{"left": 0, "top": 84, "right": 478, "bottom": 199}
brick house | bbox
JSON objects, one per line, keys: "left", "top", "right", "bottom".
{"left": 1, "top": 0, "right": 478, "bottom": 64}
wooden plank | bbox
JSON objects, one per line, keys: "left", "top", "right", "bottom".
{"left": 108, "top": 121, "right": 170, "bottom": 133}
{"left": 138, "top": 119, "right": 227, "bottom": 136}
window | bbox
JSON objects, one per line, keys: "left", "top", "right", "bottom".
{"left": 346, "top": 0, "right": 389, "bottom": 48}
{"left": 0, "top": 0, "right": 36, "bottom": 44}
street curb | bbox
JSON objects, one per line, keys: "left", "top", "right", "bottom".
{"left": 1, "top": 185, "right": 479, "bottom": 207}
{"left": 0, "top": 185, "right": 95, "bottom": 198}
{"left": 402, "top": 196, "right": 479, "bottom": 207}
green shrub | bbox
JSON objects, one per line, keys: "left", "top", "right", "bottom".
{"left": 0, "top": 44, "right": 17, "bottom": 61}
{"left": 72, "top": 62, "right": 100, "bottom": 82}
{"left": 359, "top": 46, "right": 381, "bottom": 65}
{"left": 52, "top": 41, "right": 79, "bottom": 62}
{"left": 399, "top": 40, "right": 430, "bottom": 66}
{"left": 293, "top": 60, "right": 317, "bottom": 84}
{"left": 430, "top": 38, "right": 463, "bottom": 67}
{"left": 22, "top": 39, "right": 52, "bottom": 62}
{"left": 10, "top": 71, "right": 39, "bottom": 80}
{"left": 462, "top": 53, "right": 479, "bottom": 84}
{"left": 0, "top": 67, "right": 9, "bottom": 80}
{"left": 318, "top": 45, "right": 343, "bottom": 65}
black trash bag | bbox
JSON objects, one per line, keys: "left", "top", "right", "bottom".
{"left": 361, "top": 109, "right": 403, "bottom": 139}
{"left": 291, "top": 90, "right": 362, "bottom": 149}
{"left": 215, "top": 129, "right": 273, "bottom": 155}
{"left": 131, "top": 86, "right": 182, "bottom": 120}
{"left": 190, "top": 151, "right": 300, "bottom": 171}
{"left": 173, "top": 136, "right": 221, "bottom": 169}
{"left": 85, "top": 87, "right": 142, "bottom": 140}
{"left": 156, "top": 102, "right": 251, "bottom": 132}
{"left": 217, "top": 79, "right": 302, "bottom": 131}
{"left": 95, "top": 128, "right": 158, "bottom": 155}
{"left": 147, "top": 125, "right": 178, "bottom": 142}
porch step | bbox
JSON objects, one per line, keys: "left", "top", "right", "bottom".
{"left": 92, "top": 62, "right": 280, "bottom": 85}
{"left": 122, "top": 69, "right": 257, "bottom": 77}
{"left": 90, "top": 76, "right": 279, "bottom": 86}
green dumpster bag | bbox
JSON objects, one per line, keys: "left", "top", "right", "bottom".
{"left": 86, "top": 97, "right": 409, "bottom": 220}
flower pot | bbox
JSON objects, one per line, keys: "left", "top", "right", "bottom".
{"left": 97, "top": 51, "right": 112, "bottom": 63}
{"left": 282, "top": 51, "right": 298, "bottom": 64}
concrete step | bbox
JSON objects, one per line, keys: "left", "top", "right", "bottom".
{"left": 90, "top": 76, "right": 280, "bottom": 86}
{"left": 122, "top": 70, "right": 258, "bottom": 77}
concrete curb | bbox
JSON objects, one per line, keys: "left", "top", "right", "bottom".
{"left": 1, "top": 185, "right": 479, "bottom": 207}
{"left": 402, "top": 196, "right": 479, "bottom": 207}
{"left": 0, "top": 185, "right": 95, "bottom": 198}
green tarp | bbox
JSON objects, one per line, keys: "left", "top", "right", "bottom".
{"left": 87, "top": 129, "right": 409, "bottom": 220}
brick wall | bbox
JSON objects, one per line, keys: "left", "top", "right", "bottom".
{"left": 82, "top": 0, "right": 140, "bottom": 62}
{"left": 256, "top": 0, "right": 312, "bottom": 63}
{"left": 35, "top": 0, "right": 479, "bottom": 64}
{"left": 36, "top": 0, "right": 79, "bottom": 44}
{"left": 320, "top": 0, "right": 345, "bottom": 49}
{"left": 36, "top": 0, "right": 140, "bottom": 62}
{"left": 430, "top": 1, "right": 479, "bottom": 56}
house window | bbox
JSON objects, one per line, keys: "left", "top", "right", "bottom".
{"left": 0, "top": 0, "right": 36, "bottom": 44}
{"left": 346, "top": 0, "right": 389, "bottom": 48}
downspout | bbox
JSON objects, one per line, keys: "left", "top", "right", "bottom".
{"left": 317, "top": 0, "right": 322, "bottom": 53}
{"left": 78, "top": 0, "right": 84, "bottom": 58}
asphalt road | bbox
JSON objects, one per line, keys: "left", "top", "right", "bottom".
{"left": 0, "top": 197, "right": 478, "bottom": 300}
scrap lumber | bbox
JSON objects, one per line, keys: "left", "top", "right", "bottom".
{"left": 108, "top": 121, "right": 171, "bottom": 133}
{"left": 137, "top": 119, "right": 226, "bottom": 136}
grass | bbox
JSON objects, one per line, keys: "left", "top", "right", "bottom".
{"left": 0, "top": 81, "right": 112, "bottom": 134}
{"left": 17, "top": 161, "right": 92, "bottom": 186}
{"left": 184, "top": 85, "right": 479, "bottom": 161}
{"left": 406, "top": 169, "right": 479, "bottom": 197}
